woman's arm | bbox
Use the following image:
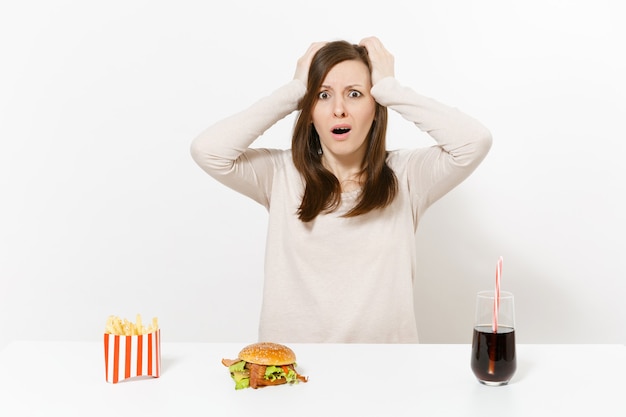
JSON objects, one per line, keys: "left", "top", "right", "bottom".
{"left": 362, "top": 37, "right": 492, "bottom": 209}
{"left": 190, "top": 43, "right": 325, "bottom": 205}
{"left": 189, "top": 80, "right": 305, "bottom": 205}
{"left": 374, "top": 75, "right": 492, "bottom": 208}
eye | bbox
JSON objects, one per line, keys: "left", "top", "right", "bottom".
{"left": 318, "top": 91, "right": 330, "bottom": 100}
{"left": 348, "top": 90, "right": 362, "bottom": 98}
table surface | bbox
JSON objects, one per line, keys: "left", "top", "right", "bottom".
{"left": 1, "top": 341, "right": 625, "bottom": 416}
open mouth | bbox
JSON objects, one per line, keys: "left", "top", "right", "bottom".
{"left": 332, "top": 127, "right": 351, "bottom": 134}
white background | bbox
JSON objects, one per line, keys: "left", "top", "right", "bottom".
{"left": 1, "top": 0, "right": 624, "bottom": 350}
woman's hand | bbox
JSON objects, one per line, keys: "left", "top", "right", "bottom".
{"left": 293, "top": 42, "right": 327, "bottom": 86}
{"left": 359, "top": 36, "right": 395, "bottom": 85}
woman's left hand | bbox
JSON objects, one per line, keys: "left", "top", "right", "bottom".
{"left": 359, "top": 36, "right": 395, "bottom": 85}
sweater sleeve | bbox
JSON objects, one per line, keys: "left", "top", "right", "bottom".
{"left": 371, "top": 76, "right": 493, "bottom": 212}
{"left": 190, "top": 79, "right": 307, "bottom": 206}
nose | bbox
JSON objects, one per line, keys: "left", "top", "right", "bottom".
{"left": 333, "top": 98, "right": 347, "bottom": 118}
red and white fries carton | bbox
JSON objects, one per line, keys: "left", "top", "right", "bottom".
{"left": 104, "top": 329, "right": 161, "bottom": 383}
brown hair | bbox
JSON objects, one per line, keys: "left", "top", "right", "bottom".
{"left": 292, "top": 40, "right": 397, "bottom": 222}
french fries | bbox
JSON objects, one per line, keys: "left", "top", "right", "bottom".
{"left": 105, "top": 314, "right": 159, "bottom": 336}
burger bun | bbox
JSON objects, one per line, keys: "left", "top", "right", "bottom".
{"left": 238, "top": 342, "right": 296, "bottom": 366}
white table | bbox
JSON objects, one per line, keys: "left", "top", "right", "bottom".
{"left": 1, "top": 341, "right": 624, "bottom": 416}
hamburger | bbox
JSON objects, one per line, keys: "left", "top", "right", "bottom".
{"left": 221, "top": 342, "right": 308, "bottom": 389}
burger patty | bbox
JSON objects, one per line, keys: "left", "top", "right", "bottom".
{"left": 248, "top": 363, "right": 290, "bottom": 388}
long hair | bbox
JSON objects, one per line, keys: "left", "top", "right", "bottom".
{"left": 292, "top": 40, "right": 397, "bottom": 222}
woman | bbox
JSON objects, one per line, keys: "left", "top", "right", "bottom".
{"left": 191, "top": 37, "right": 492, "bottom": 343}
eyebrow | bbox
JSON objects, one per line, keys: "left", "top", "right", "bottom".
{"left": 320, "top": 84, "right": 365, "bottom": 90}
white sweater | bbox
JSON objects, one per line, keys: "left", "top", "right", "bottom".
{"left": 191, "top": 77, "right": 492, "bottom": 343}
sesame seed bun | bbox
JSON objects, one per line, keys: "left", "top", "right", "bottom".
{"left": 238, "top": 342, "right": 296, "bottom": 366}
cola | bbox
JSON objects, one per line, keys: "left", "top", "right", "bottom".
{"left": 471, "top": 325, "right": 516, "bottom": 385}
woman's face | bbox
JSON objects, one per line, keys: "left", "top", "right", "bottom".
{"left": 311, "top": 59, "right": 376, "bottom": 165}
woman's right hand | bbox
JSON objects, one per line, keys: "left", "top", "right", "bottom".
{"left": 293, "top": 42, "right": 327, "bottom": 86}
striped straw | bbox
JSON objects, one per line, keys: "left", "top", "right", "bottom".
{"left": 493, "top": 256, "right": 503, "bottom": 333}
